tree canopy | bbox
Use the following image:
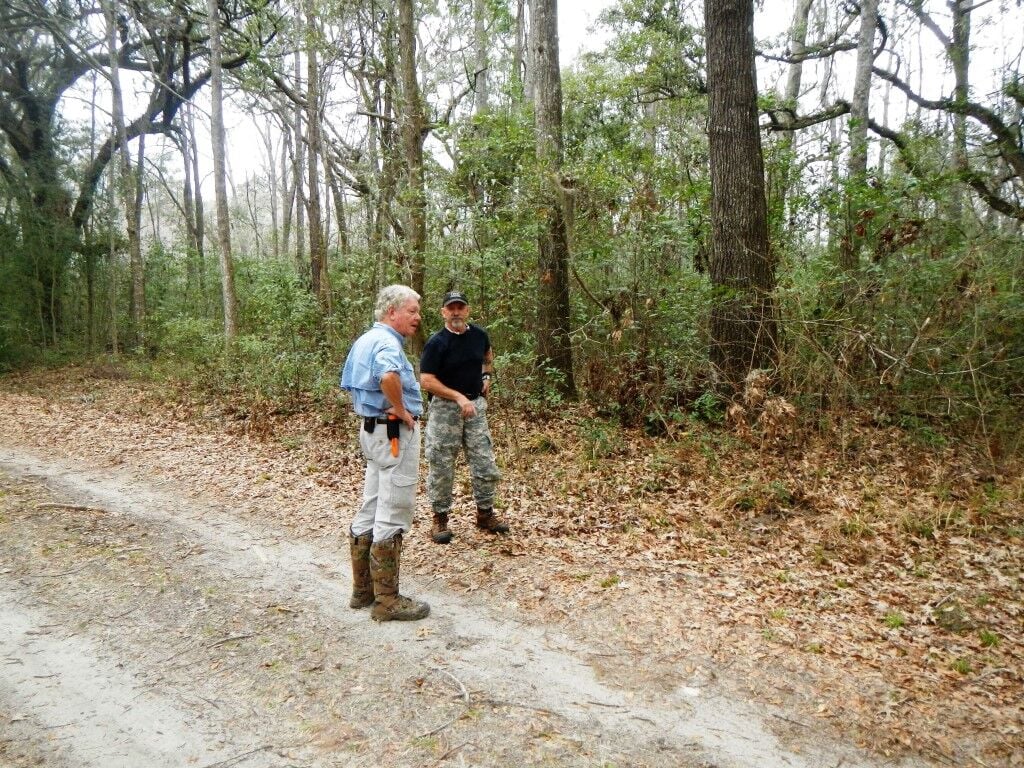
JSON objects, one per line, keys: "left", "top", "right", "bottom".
{"left": 0, "top": 0, "right": 1021, "bottom": 445}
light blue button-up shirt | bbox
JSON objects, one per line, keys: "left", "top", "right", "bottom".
{"left": 340, "top": 323, "right": 423, "bottom": 418}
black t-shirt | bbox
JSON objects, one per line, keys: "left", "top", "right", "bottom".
{"left": 420, "top": 324, "right": 490, "bottom": 399}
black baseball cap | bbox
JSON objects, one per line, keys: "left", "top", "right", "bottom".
{"left": 442, "top": 291, "right": 469, "bottom": 307}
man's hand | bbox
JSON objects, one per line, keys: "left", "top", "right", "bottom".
{"left": 421, "top": 372, "right": 476, "bottom": 419}
{"left": 457, "top": 396, "right": 478, "bottom": 419}
{"left": 380, "top": 372, "right": 416, "bottom": 430}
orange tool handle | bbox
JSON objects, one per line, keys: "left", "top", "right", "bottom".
{"left": 387, "top": 414, "right": 400, "bottom": 457}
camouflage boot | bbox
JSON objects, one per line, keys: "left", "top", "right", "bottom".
{"left": 349, "top": 530, "right": 374, "bottom": 609}
{"left": 431, "top": 512, "right": 453, "bottom": 544}
{"left": 369, "top": 534, "right": 430, "bottom": 622}
{"left": 476, "top": 507, "right": 510, "bottom": 534}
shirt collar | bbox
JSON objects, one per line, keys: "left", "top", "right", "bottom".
{"left": 373, "top": 321, "right": 406, "bottom": 344}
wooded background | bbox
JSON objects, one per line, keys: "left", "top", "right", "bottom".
{"left": 2, "top": 0, "right": 1022, "bottom": 446}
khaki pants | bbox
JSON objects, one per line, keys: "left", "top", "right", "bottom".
{"left": 351, "top": 421, "right": 420, "bottom": 542}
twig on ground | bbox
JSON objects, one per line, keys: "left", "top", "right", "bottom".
{"left": 196, "top": 744, "right": 274, "bottom": 768}
{"left": 34, "top": 502, "right": 109, "bottom": 514}
{"left": 583, "top": 699, "right": 625, "bottom": 709}
{"left": 431, "top": 667, "right": 470, "bottom": 703}
{"left": 417, "top": 711, "right": 468, "bottom": 738}
{"left": 24, "top": 561, "right": 96, "bottom": 579}
{"left": 476, "top": 697, "right": 554, "bottom": 715}
{"left": 105, "top": 605, "right": 142, "bottom": 620}
{"left": 432, "top": 740, "right": 472, "bottom": 766}
{"left": 207, "top": 634, "right": 255, "bottom": 649}
{"left": 771, "top": 713, "right": 809, "bottom": 728}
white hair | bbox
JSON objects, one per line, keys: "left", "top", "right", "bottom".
{"left": 374, "top": 284, "right": 420, "bottom": 321}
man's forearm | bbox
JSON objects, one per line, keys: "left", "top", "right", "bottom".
{"left": 420, "top": 373, "right": 467, "bottom": 403}
{"left": 380, "top": 372, "right": 410, "bottom": 416}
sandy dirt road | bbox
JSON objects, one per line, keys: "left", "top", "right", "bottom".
{"left": 0, "top": 444, "right": 923, "bottom": 768}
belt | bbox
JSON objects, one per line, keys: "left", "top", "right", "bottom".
{"left": 362, "top": 415, "right": 418, "bottom": 431}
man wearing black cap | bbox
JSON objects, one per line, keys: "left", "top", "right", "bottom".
{"left": 420, "top": 291, "right": 507, "bottom": 543}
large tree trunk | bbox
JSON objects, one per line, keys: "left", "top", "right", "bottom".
{"left": 530, "top": 0, "right": 576, "bottom": 399}
{"left": 397, "top": 0, "right": 427, "bottom": 349}
{"left": 704, "top": 0, "right": 777, "bottom": 390}
{"left": 207, "top": 0, "right": 238, "bottom": 341}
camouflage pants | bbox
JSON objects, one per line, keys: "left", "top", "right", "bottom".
{"left": 425, "top": 397, "right": 500, "bottom": 514}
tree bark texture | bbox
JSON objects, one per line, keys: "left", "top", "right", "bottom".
{"left": 104, "top": 0, "right": 145, "bottom": 348}
{"left": 398, "top": 0, "right": 427, "bottom": 348}
{"left": 839, "top": 0, "right": 878, "bottom": 271}
{"left": 773, "top": 0, "right": 813, "bottom": 239}
{"left": 473, "top": 0, "right": 490, "bottom": 115}
{"left": 530, "top": 0, "right": 576, "bottom": 398}
{"left": 305, "top": 0, "right": 329, "bottom": 311}
{"left": 292, "top": 49, "right": 307, "bottom": 276}
{"left": 704, "top": 0, "right": 777, "bottom": 390}
{"left": 949, "top": 0, "right": 971, "bottom": 222}
{"left": 207, "top": 0, "right": 238, "bottom": 341}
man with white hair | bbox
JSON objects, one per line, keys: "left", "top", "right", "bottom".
{"left": 340, "top": 284, "right": 429, "bottom": 622}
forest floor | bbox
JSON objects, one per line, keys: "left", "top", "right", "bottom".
{"left": 0, "top": 364, "right": 1020, "bottom": 768}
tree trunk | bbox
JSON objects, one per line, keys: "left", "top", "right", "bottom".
{"left": 181, "top": 112, "right": 199, "bottom": 298}
{"left": 292, "top": 49, "right": 307, "bottom": 280}
{"left": 397, "top": 0, "right": 427, "bottom": 349}
{"left": 775, "top": 0, "right": 813, "bottom": 240}
{"left": 530, "top": 0, "right": 576, "bottom": 398}
{"left": 949, "top": 0, "right": 971, "bottom": 222}
{"left": 105, "top": 0, "right": 144, "bottom": 348}
{"left": 207, "top": 0, "right": 238, "bottom": 341}
{"left": 281, "top": 127, "right": 294, "bottom": 257}
{"left": 131, "top": 133, "right": 146, "bottom": 344}
{"left": 305, "top": 0, "right": 329, "bottom": 311}
{"left": 185, "top": 101, "right": 206, "bottom": 300}
{"left": 473, "top": 0, "right": 490, "bottom": 115}
{"left": 519, "top": 0, "right": 533, "bottom": 105}
{"left": 324, "top": 156, "right": 350, "bottom": 256}
{"left": 85, "top": 72, "right": 99, "bottom": 352}
{"left": 839, "top": 0, "right": 878, "bottom": 272}
{"left": 106, "top": 161, "right": 120, "bottom": 356}
{"left": 704, "top": 0, "right": 777, "bottom": 390}
{"left": 258, "top": 123, "right": 280, "bottom": 260}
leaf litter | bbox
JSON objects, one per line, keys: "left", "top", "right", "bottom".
{"left": 0, "top": 365, "right": 1021, "bottom": 766}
